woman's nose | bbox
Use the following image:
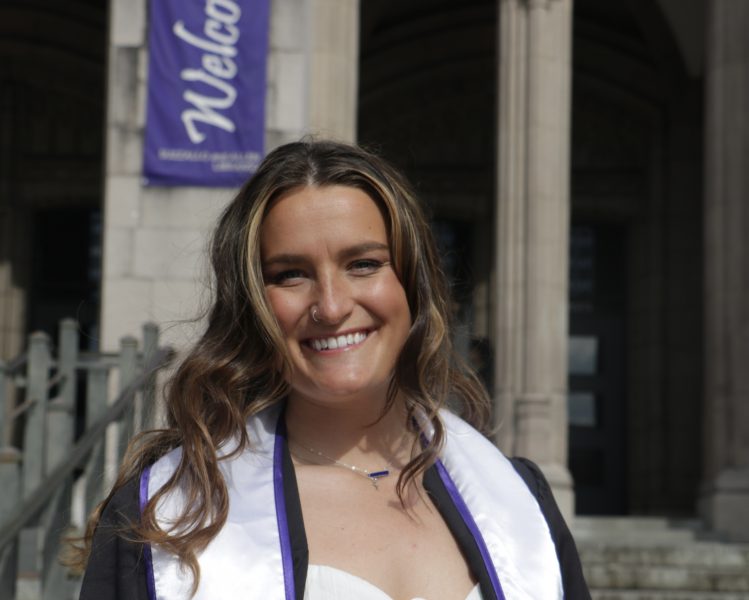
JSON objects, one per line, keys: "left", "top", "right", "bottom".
{"left": 313, "top": 271, "right": 353, "bottom": 325}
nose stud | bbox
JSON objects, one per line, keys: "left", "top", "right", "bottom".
{"left": 311, "top": 306, "right": 321, "bottom": 323}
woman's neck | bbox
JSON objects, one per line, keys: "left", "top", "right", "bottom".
{"left": 284, "top": 392, "right": 412, "bottom": 466}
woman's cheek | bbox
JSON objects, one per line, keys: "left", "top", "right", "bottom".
{"left": 267, "top": 290, "right": 305, "bottom": 332}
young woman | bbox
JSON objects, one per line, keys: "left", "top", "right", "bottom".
{"left": 78, "top": 140, "right": 590, "bottom": 600}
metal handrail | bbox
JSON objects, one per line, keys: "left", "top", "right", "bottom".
{"left": 0, "top": 346, "right": 175, "bottom": 552}
{"left": 0, "top": 349, "right": 149, "bottom": 381}
{"left": 3, "top": 370, "right": 64, "bottom": 422}
{"left": 9, "top": 398, "right": 36, "bottom": 420}
{"left": 1, "top": 352, "right": 28, "bottom": 374}
{"left": 1, "top": 349, "right": 154, "bottom": 426}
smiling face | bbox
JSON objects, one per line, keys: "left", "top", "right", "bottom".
{"left": 260, "top": 185, "right": 412, "bottom": 409}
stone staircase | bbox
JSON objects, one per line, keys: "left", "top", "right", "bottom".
{"left": 574, "top": 517, "right": 749, "bottom": 600}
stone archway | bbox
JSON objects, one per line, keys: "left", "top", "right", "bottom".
{"left": 360, "top": 0, "right": 578, "bottom": 517}
{"left": 570, "top": 0, "right": 704, "bottom": 516}
{"left": 359, "top": 0, "right": 706, "bottom": 519}
{"left": 358, "top": 1, "right": 497, "bottom": 360}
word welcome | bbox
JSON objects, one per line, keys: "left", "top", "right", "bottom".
{"left": 173, "top": 0, "right": 241, "bottom": 144}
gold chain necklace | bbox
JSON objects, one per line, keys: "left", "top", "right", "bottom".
{"left": 291, "top": 443, "right": 393, "bottom": 489}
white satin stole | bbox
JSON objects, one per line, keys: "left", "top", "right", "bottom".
{"left": 144, "top": 406, "right": 563, "bottom": 599}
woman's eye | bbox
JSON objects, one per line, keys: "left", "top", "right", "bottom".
{"left": 266, "top": 269, "right": 306, "bottom": 285}
{"left": 349, "top": 259, "right": 386, "bottom": 274}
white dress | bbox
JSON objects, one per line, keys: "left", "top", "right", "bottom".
{"left": 304, "top": 565, "right": 484, "bottom": 600}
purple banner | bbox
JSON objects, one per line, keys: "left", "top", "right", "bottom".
{"left": 143, "top": 0, "right": 270, "bottom": 187}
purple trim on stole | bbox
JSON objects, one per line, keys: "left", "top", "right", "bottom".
{"left": 139, "top": 465, "right": 158, "bottom": 600}
{"left": 273, "top": 418, "right": 296, "bottom": 600}
{"left": 434, "top": 459, "right": 507, "bottom": 600}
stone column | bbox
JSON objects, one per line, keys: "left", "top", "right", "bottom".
{"left": 494, "top": 0, "right": 574, "bottom": 518}
{"left": 305, "top": 0, "right": 359, "bottom": 141}
{"left": 701, "top": 0, "right": 749, "bottom": 542}
{"left": 266, "top": 0, "right": 358, "bottom": 148}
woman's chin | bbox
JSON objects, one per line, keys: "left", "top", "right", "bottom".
{"left": 289, "top": 376, "right": 390, "bottom": 407}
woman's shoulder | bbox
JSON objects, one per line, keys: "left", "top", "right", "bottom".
{"left": 80, "top": 476, "right": 150, "bottom": 600}
{"left": 438, "top": 409, "right": 513, "bottom": 466}
{"left": 97, "top": 475, "right": 142, "bottom": 529}
{"left": 437, "top": 410, "right": 591, "bottom": 598}
{"left": 507, "top": 456, "right": 550, "bottom": 500}
{"left": 145, "top": 444, "right": 183, "bottom": 493}
{"left": 507, "top": 457, "right": 592, "bottom": 599}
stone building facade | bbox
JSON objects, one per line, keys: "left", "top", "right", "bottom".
{"left": 1, "top": 0, "right": 748, "bottom": 540}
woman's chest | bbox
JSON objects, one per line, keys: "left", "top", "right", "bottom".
{"left": 296, "top": 472, "right": 477, "bottom": 600}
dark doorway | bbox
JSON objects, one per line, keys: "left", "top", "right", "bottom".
{"left": 358, "top": 0, "right": 497, "bottom": 376}
{"left": 568, "top": 223, "right": 627, "bottom": 514}
{"left": 29, "top": 208, "right": 102, "bottom": 350}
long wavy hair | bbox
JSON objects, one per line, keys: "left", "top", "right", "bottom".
{"left": 73, "top": 140, "right": 490, "bottom": 590}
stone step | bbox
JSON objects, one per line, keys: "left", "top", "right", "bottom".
{"left": 576, "top": 518, "right": 749, "bottom": 597}
{"left": 583, "top": 563, "right": 749, "bottom": 593}
{"left": 576, "top": 529, "right": 699, "bottom": 545}
{"left": 573, "top": 517, "right": 712, "bottom": 545}
{"left": 578, "top": 543, "right": 749, "bottom": 568}
{"left": 574, "top": 517, "right": 704, "bottom": 532}
{"left": 591, "top": 590, "right": 749, "bottom": 600}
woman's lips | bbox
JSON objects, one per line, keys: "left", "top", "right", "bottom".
{"left": 304, "top": 329, "right": 370, "bottom": 352}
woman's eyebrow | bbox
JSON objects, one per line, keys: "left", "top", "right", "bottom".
{"left": 263, "top": 242, "right": 389, "bottom": 267}
{"left": 262, "top": 253, "right": 306, "bottom": 267}
{"left": 338, "top": 241, "right": 389, "bottom": 260}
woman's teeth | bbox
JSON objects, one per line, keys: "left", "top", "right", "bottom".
{"left": 310, "top": 331, "right": 368, "bottom": 351}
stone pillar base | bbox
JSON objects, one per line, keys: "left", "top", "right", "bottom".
{"left": 700, "top": 468, "right": 749, "bottom": 541}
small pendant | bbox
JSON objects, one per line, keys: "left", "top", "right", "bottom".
{"left": 367, "top": 470, "right": 390, "bottom": 490}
